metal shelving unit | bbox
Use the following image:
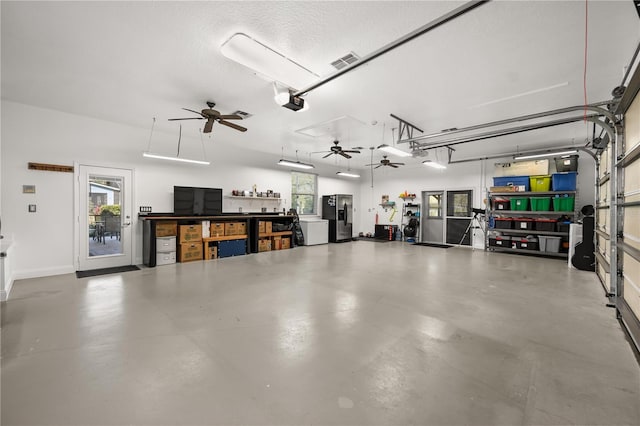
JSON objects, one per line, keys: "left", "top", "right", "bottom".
{"left": 487, "top": 189, "right": 577, "bottom": 259}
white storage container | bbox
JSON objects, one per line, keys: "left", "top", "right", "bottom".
{"left": 156, "top": 236, "right": 176, "bottom": 253}
{"left": 299, "top": 218, "right": 329, "bottom": 245}
{"left": 156, "top": 251, "right": 176, "bottom": 266}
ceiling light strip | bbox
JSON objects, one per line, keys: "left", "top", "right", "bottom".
{"left": 513, "top": 150, "right": 578, "bottom": 160}
{"left": 277, "top": 159, "right": 315, "bottom": 169}
{"left": 142, "top": 152, "right": 210, "bottom": 165}
{"left": 422, "top": 161, "right": 446, "bottom": 169}
{"left": 336, "top": 171, "right": 360, "bottom": 178}
{"left": 377, "top": 144, "right": 412, "bottom": 157}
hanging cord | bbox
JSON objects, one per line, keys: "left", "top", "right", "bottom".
{"left": 146, "top": 117, "right": 156, "bottom": 152}
{"left": 583, "top": 0, "right": 588, "bottom": 122}
{"left": 199, "top": 128, "right": 207, "bottom": 161}
{"left": 175, "top": 124, "right": 182, "bottom": 157}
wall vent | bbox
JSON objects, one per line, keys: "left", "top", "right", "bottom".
{"left": 231, "top": 110, "right": 252, "bottom": 119}
{"left": 330, "top": 52, "right": 360, "bottom": 70}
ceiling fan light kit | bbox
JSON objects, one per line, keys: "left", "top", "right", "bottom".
{"left": 142, "top": 152, "right": 210, "bottom": 166}
{"left": 377, "top": 144, "right": 412, "bottom": 157}
{"left": 277, "top": 159, "right": 315, "bottom": 169}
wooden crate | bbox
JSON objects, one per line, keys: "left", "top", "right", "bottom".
{"left": 178, "top": 242, "right": 203, "bottom": 262}
{"left": 281, "top": 237, "right": 291, "bottom": 249}
{"left": 259, "top": 221, "right": 272, "bottom": 234}
{"left": 205, "top": 245, "right": 218, "bottom": 260}
{"left": 273, "top": 236, "right": 281, "bottom": 250}
{"left": 156, "top": 221, "right": 177, "bottom": 237}
{"left": 179, "top": 224, "right": 202, "bottom": 243}
{"left": 210, "top": 222, "right": 225, "bottom": 237}
{"left": 224, "top": 222, "right": 242, "bottom": 236}
{"left": 258, "top": 239, "right": 271, "bottom": 252}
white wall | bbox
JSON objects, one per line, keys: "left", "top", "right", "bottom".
{"left": 356, "top": 152, "right": 596, "bottom": 248}
{"left": 1, "top": 100, "right": 597, "bottom": 280}
{"left": 1, "top": 101, "right": 358, "bottom": 280}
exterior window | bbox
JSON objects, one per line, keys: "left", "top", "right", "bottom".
{"left": 291, "top": 172, "right": 317, "bottom": 215}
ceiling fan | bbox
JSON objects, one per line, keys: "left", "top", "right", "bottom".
{"left": 168, "top": 101, "right": 247, "bottom": 133}
{"left": 313, "top": 140, "right": 361, "bottom": 159}
{"left": 366, "top": 155, "right": 405, "bottom": 169}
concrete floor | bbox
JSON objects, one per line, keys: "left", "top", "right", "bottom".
{"left": 1, "top": 242, "right": 639, "bottom": 425}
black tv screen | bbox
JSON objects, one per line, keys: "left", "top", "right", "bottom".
{"left": 174, "top": 186, "right": 222, "bottom": 215}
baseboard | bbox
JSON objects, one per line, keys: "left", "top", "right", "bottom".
{"left": 13, "top": 265, "right": 75, "bottom": 281}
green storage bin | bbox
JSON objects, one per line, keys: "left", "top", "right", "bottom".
{"left": 530, "top": 175, "right": 551, "bottom": 192}
{"left": 530, "top": 197, "right": 551, "bottom": 211}
{"left": 552, "top": 195, "right": 575, "bottom": 212}
{"left": 510, "top": 197, "right": 529, "bottom": 211}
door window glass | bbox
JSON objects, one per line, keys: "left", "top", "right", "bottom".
{"left": 88, "top": 175, "right": 123, "bottom": 257}
{"left": 428, "top": 194, "right": 442, "bottom": 218}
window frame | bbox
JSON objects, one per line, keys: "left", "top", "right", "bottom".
{"left": 290, "top": 171, "right": 318, "bottom": 215}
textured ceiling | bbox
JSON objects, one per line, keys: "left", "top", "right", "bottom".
{"left": 2, "top": 1, "right": 638, "bottom": 171}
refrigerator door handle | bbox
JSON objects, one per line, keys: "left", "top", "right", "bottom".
{"left": 343, "top": 202, "right": 348, "bottom": 226}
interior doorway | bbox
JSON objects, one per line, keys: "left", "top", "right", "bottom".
{"left": 445, "top": 190, "right": 473, "bottom": 245}
{"left": 421, "top": 191, "right": 444, "bottom": 243}
{"left": 76, "top": 165, "right": 133, "bottom": 271}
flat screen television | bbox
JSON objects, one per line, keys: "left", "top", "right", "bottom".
{"left": 173, "top": 186, "right": 222, "bottom": 215}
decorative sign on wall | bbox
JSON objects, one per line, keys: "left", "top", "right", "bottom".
{"left": 28, "top": 162, "right": 74, "bottom": 173}
{"left": 22, "top": 185, "right": 36, "bottom": 194}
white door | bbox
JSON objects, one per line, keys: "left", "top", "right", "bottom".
{"left": 77, "top": 165, "right": 133, "bottom": 271}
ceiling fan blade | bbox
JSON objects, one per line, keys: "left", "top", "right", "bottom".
{"left": 322, "top": 152, "right": 334, "bottom": 159}
{"left": 375, "top": 165, "right": 383, "bottom": 169}
{"left": 389, "top": 164, "right": 399, "bottom": 168}
{"left": 218, "top": 120, "right": 247, "bottom": 132}
{"left": 343, "top": 150, "right": 360, "bottom": 154}
{"left": 339, "top": 152, "right": 352, "bottom": 159}
{"left": 168, "top": 117, "right": 204, "bottom": 121}
{"left": 182, "top": 108, "right": 203, "bottom": 116}
{"left": 218, "top": 114, "right": 242, "bottom": 120}
{"left": 393, "top": 163, "right": 405, "bottom": 166}
{"left": 203, "top": 119, "right": 214, "bottom": 133}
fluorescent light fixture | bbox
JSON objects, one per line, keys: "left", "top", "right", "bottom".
{"left": 513, "top": 150, "right": 578, "bottom": 160}
{"left": 336, "top": 171, "right": 360, "bottom": 178}
{"left": 422, "top": 160, "right": 447, "bottom": 169}
{"left": 221, "top": 33, "right": 319, "bottom": 90}
{"left": 377, "top": 144, "right": 412, "bottom": 157}
{"left": 277, "top": 159, "right": 315, "bottom": 169}
{"left": 143, "top": 152, "right": 210, "bottom": 165}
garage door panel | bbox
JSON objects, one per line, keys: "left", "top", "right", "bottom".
{"left": 624, "top": 95, "right": 640, "bottom": 153}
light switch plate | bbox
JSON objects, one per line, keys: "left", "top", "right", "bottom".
{"left": 28, "top": 204, "right": 37, "bottom": 212}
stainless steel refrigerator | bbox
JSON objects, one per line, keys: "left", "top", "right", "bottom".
{"left": 322, "top": 194, "right": 353, "bottom": 242}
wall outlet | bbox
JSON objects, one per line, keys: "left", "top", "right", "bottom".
{"left": 28, "top": 204, "right": 37, "bottom": 212}
{"left": 139, "top": 206, "right": 152, "bottom": 213}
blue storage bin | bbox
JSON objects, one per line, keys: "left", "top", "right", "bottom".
{"left": 218, "top": 239, "right": 246, "bottom": 258}
{"left": 552, "top": 172, "right": 577, "bottom": 191}
{"left": 493, "top": 176, "right": 530, "bottom": 191}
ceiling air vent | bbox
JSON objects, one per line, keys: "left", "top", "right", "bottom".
{"left": 231, "top": 110, "right": 252, "bottom": 119}
{"left": 330, "top": 52, "right": 360, "bottom": 70}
